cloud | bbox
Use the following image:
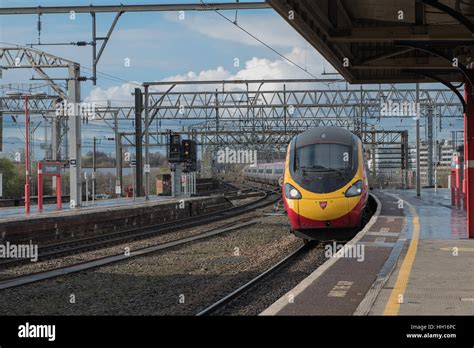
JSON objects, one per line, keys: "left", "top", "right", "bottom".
{"left": 162, "top": 66, "right": 231, "bottom": 83}
{"left": 86, "top": 47, "right": 330, "bottom": 103}
{"left": 86, "top": 82, "right": 141, "bottom": 106}
{"left": 167, "top": 12, "right": 305, "bottom": 49}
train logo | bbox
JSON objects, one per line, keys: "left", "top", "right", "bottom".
{"left": 319, "top": 201, "right": 328, "bottom": 209}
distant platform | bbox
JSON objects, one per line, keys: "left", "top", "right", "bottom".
{"left": 0, "top": 194, "right": 232, "bottom": 245}
{"left": 0, "top": 195, "right": 174, "bottom": 222}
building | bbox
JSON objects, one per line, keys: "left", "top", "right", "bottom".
{"left": 408, "top": 140, "right": 456, "bottom": 187}
{"left": 368, "top": 140, "right": 456, "bottom": 188}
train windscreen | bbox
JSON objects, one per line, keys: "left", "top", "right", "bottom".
{"left": 295, "top": 143, "right": 352, "bottom": 172}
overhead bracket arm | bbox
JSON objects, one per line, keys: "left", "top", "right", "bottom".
{"left": 91, "top": 11, "right": 123, "bottom": 84}
{"left": 394, "top": 40, "right": 474, "bottom": 87}
{"left": 405, "top": 69, "right": 466, "bottom": 112}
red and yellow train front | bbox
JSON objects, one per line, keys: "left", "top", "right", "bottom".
{"left": 282, "top": 131, "right": 368, "bottom": 232}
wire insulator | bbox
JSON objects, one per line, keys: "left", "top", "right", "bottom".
{"left": 37, "top": 13, "right": 42, "bottom": 44}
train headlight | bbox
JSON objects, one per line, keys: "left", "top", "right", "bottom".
{"left": 284, "top": 183, "right": 302, "bottom": 200}
{"left": 345, "top": 180, "right": 363, "bottom": 197}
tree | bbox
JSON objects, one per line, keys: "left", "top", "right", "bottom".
{"left": 82, "top": 151, "right": 115, "bottom": 167}
{"left": 149, "top": 152, "right": 168, "bottom": 166}
{"left": 0, "top": 158, "right": 24, "bottom": 198}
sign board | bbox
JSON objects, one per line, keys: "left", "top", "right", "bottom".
{"left": 144, "top": 164, "right": 150, "bottom": 173}
{"left": 130, "top": 160, "right": 136, "bottom": 167}
{"left": 37, "top": 162, "right": 62, "bottom": 211}
{"left": 41, "top": 162, "right": 61, "bottom": 176}
{"left": 115, "top": 180, "right": 121, "bottom": 194}
{"left": 70, "top": 159, "right": 77, "bottom": 167}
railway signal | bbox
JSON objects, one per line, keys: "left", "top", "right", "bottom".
{"left": 181, "top": 139, "right": 197, "bottom": 172}
{"left": 168, "top": 133, "right": 181, "bottom": 162}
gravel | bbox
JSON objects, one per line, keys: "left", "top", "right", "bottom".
{"left": 209, "top": 243, "right": 330, "bottom": 315}
{"left": 0, "top": 213, "right": 304, "bottom": 315}
{"left": 0, "top": 194, "right": 272, "bottom": 281}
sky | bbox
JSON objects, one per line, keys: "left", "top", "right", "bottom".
{"left": 0, "top": 0, "right": 465, "bottom": 159}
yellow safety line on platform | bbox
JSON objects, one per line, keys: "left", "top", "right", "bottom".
{"left": 383, "top": 201, "right": 419, "bottom": 316}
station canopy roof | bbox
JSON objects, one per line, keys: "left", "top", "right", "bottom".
{"left": 268, "top": 0, "right": 474, "bottom": 84}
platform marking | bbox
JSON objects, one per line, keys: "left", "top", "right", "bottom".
{"left": 383, "top": 201, "right": 419, "bottom": 316}
{"left": 367, "top": 231, "right": 399, "bottom": 237}
{"left": 380, "top": 227, "right": 390, "bottom": 233}
{"left": 359, "top": 241, "right": 395, "bottom": 248}
{"left": 440, "top": 247, "right": 474, "bottom": 252}
{"left": 386, "top": 217, "right": 395, "bottom": 222}
{"left": 327, "top": 280, "right": 353, "bottom": 298}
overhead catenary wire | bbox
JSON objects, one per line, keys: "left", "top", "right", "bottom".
{"left": 199, "top": 0, "right": 322, "bottom": 79}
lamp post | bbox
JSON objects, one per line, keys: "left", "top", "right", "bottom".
{"left": 24, "top": 95, "right": 30, "bottom": 214}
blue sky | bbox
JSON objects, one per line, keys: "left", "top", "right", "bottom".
{"left": 0, "top": 0, "right": 321, "bottom": 97}
{"left": 0, "top": 0, "right": 465, "bottom": 158}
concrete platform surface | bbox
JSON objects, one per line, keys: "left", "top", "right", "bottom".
{"left": 369, "top": 189, "right": 471, "bottom": 315}
{"left": 262, "top": 188, "right": 471, "bottom": 316}
{"left": 0, "top": 195, "right": 177, "bottom": 222}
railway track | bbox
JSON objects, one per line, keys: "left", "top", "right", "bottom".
{"left": 0, "top": 187, "right": 279, "bottom": 269}
{"left": 0, "top": 213, "right": 275, "bottom": 290}
{"left": 196, "top": 242, "right": 312, "bottom": 316}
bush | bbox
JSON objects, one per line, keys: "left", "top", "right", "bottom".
{"left": 0, "top": 158, "right": 25, "bottom": 198}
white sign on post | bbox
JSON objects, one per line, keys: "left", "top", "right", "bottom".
{"left": 144, "top": 164, "right": 150, "bottom": 173}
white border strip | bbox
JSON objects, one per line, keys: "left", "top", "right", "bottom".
{"left": 353, "top": 192, "right": 408, "bottom": 315}
{"left": 260, "top": 193, "right": 382, "bottom": 316}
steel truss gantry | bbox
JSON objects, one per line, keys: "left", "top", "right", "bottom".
{"left": 0, "top": 46, "right": 82, "bottom": 207}
{"left": 1, "top": 85, "right": 463, "bottom": 122}
{"left": 0, "top": 2, "right": 271, "bottom": 85}
{"left": 1, "top": 80, "right": 462, "bottom": 177}
{"left": 1, "top": 82, "right": 463, "bottom": 147}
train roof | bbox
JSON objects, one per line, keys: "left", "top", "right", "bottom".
{"left": 244, "top": 162, "right": 284, "bottom": 169}
{"left": 294, "top": 127, "right": 360, "bottom": 148}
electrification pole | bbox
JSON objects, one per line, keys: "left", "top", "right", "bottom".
{"left": 134, "top": 88, "right": 143, "bottom": 197}
{"left": 144, "top": 85, "right": 150, "bottom": 201}
{"left": 24, "top": 95, "right": 30, "bottom": 214}
{"left": 416, "top": 83, "right": 421, "bottom": 197}
{"left": 92, "top": 136, "right": 97, "bottom": 205}
{"left": 68, "top": 63, "right": 82, "bottom": 208}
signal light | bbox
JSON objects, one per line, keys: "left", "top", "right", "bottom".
{"left": 168, "top": 133, "right": 182, "bottom": 162}
{"left": 181, "top": 140, "right": 195, "bottom": 162}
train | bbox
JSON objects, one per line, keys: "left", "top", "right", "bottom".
{"left": 243, "top": 126, "right": 369, "bottom": 241}
{"left": 243, "top": 162, "right": 285, "bottom": 186}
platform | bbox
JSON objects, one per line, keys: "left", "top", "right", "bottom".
{"left": 0, "top": 194, "right": 232, "bottom": 245}
{"left": 262, "top": 188, "right": 470, "bottom": 316}
{"left": 0, "top": 195, "right": 174, "bottom": 222}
